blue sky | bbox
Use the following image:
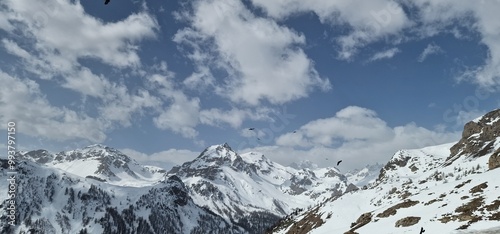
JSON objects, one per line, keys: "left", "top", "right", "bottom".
{"left": 1, "top": 0, "right": 500, "bottom": 170}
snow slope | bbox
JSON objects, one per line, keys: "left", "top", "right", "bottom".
{"left": 270, "top": 142, "right": 500, "bottom": 234}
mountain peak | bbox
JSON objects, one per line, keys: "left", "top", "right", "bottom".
{"left": 197, "top": 143, "right": 239, "bottom": 162}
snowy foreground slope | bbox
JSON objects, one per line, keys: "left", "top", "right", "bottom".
{"left": 269, "top": 109, "right": 500, "bottom": 234}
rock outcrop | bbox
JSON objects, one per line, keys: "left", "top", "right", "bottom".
{"left": 447, "top": 109, "right": 500, "bottom": 164}
{"left": 489, "top": 149, "right": 500, "bottom": 170}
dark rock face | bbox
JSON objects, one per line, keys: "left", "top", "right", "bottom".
{"left": 448, "top": 109, "right": 500, "bottom": 164}
{"left": 489, "top": 149, "right": 500, "bottom": 170}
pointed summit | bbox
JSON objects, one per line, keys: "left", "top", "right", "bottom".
{"left": 168, "top": 143, "right": 243, "bottom": 179}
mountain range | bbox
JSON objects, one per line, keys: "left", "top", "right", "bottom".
{"left": 1, "top": 109, "right": 500, "bottom": 233}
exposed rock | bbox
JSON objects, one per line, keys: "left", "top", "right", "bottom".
{"left": 278, "top": 206, "right": 325, "bottom": 234}
{"left": 470, "top": 182, "right": 488, "bottom": 194}
{"left": 377, "top": 200, "right": 419, "bottom": 218}
{"left": 347, "top": 212, "right": 372, "bottom": 233}
{"left": 447, "top": 109, "right": 500, "bottom": 164}
{"left": 344, "top": 183, "right": 359, "bottom": 193}
{"left": 489, "top": 148, "right": 500, "bottom": 170}
{"left": 395, "top": 216, "right": 420, "bottom": 227}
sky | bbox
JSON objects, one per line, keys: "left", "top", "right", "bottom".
{"left": 1, "top": 0, "right": 500, "bottom": 171}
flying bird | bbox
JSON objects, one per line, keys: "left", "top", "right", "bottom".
{"left": 337, "top": 160, "right": 342, "bottom": 166}
{"left": 293, "top": 131, "right": 296, "bottom": 133}
{"left": 420, "top": 227, "right": 425, "bottom": 234}
{"left": 104, "top": 0, "right": 110, "bottom": 4}
{"left": 248, "top": 128, "right": 255, "bottom": 130}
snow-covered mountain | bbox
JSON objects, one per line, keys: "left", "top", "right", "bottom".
{"left": 17, "top": 144, "right": 165, "bottom": 187}
{"left": 6, "top": 110, "right": 500, "bottom": 233}
{"left": 167, "top": 143, "right": 356, "bottom": 234}
{"left": 0, "top": 159, "right": 238, "bottom": 234}
{"left": 0, "top": 143, "right": 355, "bottom": 233}
{"left": 268, "top": 109, "right": 500, "bottom": 234}
{"left": 345, "top": 163, "right": 384, "bottom": 187}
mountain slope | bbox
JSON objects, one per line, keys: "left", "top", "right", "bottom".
{"left": 0, "top": 159, "right": 238, "bottom": 234}
{"left": 168, "top": 143, "right": 355, "bottom": 233}
{"left": 269, "top": 109, "right": 500, "bottom": 234}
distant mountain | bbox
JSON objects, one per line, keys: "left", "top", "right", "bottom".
{"left": 17, "top": 144, "right": 165, "bottom": 187}
{"left": 1, "top": 143, "right": 355, "bottom": 234}
{"left": 167, "top": 143, "right": 355, "bottom": 233}
{"left": 0, "top": 159, "right": 237, "bottom": 234}
{"left": 267, "top": 109, "right": 500, "bottom": 234}
{"left": 345, "top": 163, "right": 384, "bottom": 187}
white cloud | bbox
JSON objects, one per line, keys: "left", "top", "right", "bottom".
{"left": 200, "top": 107, "right": 273, "bottom": 128}
{"left": 418, "top": 43, "right": 443, "bottom": 62}
{"left": 1, "top": 0, "right": 158, "bottom": 69}
{"left": 250, "top": 0, "right": 410, "bottom": 60}
{"left": 154, "top": 97, "right": 201, "bottom": 138}
{"left": 276, "top": 106, "right": 394, "bottom": 147}
{"left": 174, "top": 0, "right": 331, "bottom": 106}
{"left": 121, "top": 148, "right": 199, "bottom": 170}
{"left": 183, "top": 66, "right": 215, "bottom": 90}
{"left": 270, "top": 106, "right": 460, "bottom": 170}
{"left": 0, "top": 0, "right": 199, "bottom": 140}
{"left": 406, "top": 0, "right": 500, "bottom": 86}
{"left": 368, "top": 47, "right": 401, "bottom": 62}
{"left": 0, "top": 70, "right": 106, "bottom": 142}
{"left": 149, "top": 74, "right": 201, "bottom": 138}
{"left": 99, "top": 88, "right": 161, "bottom": 127}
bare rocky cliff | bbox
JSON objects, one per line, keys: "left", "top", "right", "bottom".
{"left": 446, "top": 109, "right": 500, "bottom": 169}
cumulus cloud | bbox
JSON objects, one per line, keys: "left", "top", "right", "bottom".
{"left": 250, "top": 0, "right": 410, "bottom": 60}
{"left": 0, "top": 70, "right": 106, "bottom": 142}
{"left": 270, "top": 106, "right": 460, "bottom": 170}
{"left": 0, "top": 0, "right": 166, "bottom": 137}
{"left": 200, "top": 107, "right": 273, "bottom": 128}
{"left": 418, "top": 43, "right": 443, "bottom": 62}
{"left": 368, "top": 47, "right": 401, "bottom": 62}
{"left": 251, "top": 0, "right": 500, "bottom": 88}
{"left": 1, "top": 0, "right": 158, "bottom": 69}
{"left": 121, "top": 148, "right": 199, "bottom": 170}
{"left": 405, "top": 0, "right": 500, "bottom": 87}
{"left": 174, "top": 0, "right": 331, "bottom": 106}
{"left": 149, "top": 74, "right": 201, "bottom": 138}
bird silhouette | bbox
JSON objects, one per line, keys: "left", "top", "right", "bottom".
{"left": 293, "top": 130, "right": 296, "bottom": 133}
{"left": 420, "top": 227, "right": 425, "bottom": 234}
{"left": 248, "top": 128, "right": 255, "bottom": 130}
{"left": 337, "top": 160, "right": 342, "bottom": 166}
{"left": 104, "top": 0, "right": 110, "bottom": 4}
